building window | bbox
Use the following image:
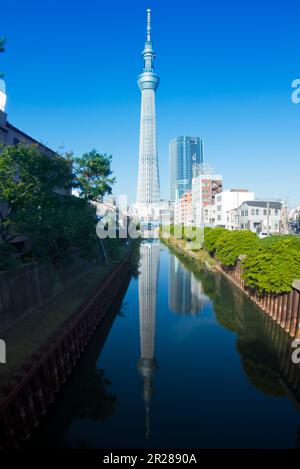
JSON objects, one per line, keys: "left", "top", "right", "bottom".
{"left": 252, "top": 209, "right": 255, "bottom": 215}
{"left": 256, "top": 209, "right": 259, "bottom": 216}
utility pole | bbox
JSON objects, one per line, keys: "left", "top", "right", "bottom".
{"left": 284, "top": 199, "right": 288, "bottom": 234}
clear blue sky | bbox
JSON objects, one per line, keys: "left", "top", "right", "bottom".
{"left": 2, "top": 0, "right": 300, "bottom": 206}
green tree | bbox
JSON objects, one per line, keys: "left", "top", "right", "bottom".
{"left": 215, "top": 230, "right": 259, "bottom": 266}
{"left": 0, "top": 144, "right": 72, "bottom": 244}
{"left": 242, "top": 236, "right": 300, "bottom": 293}
{"left": 0, "top": 144, "right": 118, "bottom": 269}
{"left": 71, "top": 149, "right": 116, "bottom": 264}
{"left": 204, "top": 227, "right": 227, "bottom": 253}
{"left": 73, "top": 149, "right": 115, "bottom": 202}
{"left": 15, "top": 193, "right": 99, "bottom": 261}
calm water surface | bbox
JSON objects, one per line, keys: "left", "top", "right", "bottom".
{"left": 28, "top": 241, "right": 300, "bottom": 448}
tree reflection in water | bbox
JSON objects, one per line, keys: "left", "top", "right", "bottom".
{"left": 168, "top": 245, "right": 300, "bottom": 401}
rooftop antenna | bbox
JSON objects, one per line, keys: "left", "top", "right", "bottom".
{"left": 147, "top": 9, "right": 151, "bottom": 42}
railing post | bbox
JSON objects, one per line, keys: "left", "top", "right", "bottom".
{"left": 285, "top": 290, "right": 293, "bottom": 334}
{"left": 292, "top": 280, "right": 300, "bottom": 339}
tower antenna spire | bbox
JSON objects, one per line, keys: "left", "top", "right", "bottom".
{"left": 147, "top": 8, "right": 151, "bottom": 42}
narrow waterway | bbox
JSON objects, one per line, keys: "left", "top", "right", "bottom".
{"left": 28, "top": 241, "right": 300, "bottom": 448}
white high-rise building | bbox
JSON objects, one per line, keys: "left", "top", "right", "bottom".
{"left": 135, "top": 9, "right": 160, "bottom": 221}
{"left": 192, "top": 172, "right": 222, "bottom": 227}
{"left": 0, "top": 78, "right": 7, "bottom": 113}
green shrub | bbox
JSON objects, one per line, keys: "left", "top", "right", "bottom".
{"left": 165, "top": 224, "right": 300, "bottom": 294}
{"left": 242, "top": 236, "right": 300, "bottom": 293}
{"left": 215, "top": 230, "right": 259, "bottom": 266}
{"left": 204, "top": 227, "right": 227, "bottom": 253}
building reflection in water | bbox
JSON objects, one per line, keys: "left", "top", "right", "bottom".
{"left": 137, "top": 241, "right": 160, "bottom": 439}
{"left": 168, "top": 255, "right": 209, "bottom": 315}
{"left": 136, "top": 244, "right": 300, "bottom": 445}
{"left": 214, "top": 272, "right": 300, "bottom": 445}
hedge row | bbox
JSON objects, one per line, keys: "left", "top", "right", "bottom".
{"left": 204, "top": 227, "right": 300, "bottom": 294}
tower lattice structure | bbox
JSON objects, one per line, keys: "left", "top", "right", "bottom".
{"left": 136, "top": 9, "right": 160, "bottom": 214}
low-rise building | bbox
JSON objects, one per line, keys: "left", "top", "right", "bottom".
{"left": 203, "top": 204, "right": 217, "bottom": 227}
{"left": 228, "top": 200, "right": 283, "bottom": 234}
{"left": 215, "top": 189, "right": 255, "bottom": 228}
{"left": 0, "top": 81, "right": 71, "bottom": 251}
{"left": 0, "top": 111, "right": 57, "bottom": 159}
{"left": 289, "top": 206, "right": 300, "bottom": 221}
{"left": 159, "top": 201, "right": 174, "bottom": 225}
{"left": 174, "top": 190, "right": 193, "bottom": 226}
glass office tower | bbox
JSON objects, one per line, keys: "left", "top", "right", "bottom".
{"left": 169, "top": 136, "right": 203, "bottom": 201}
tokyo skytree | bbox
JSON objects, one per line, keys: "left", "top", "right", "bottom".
{"left": 136, "top": 9, "right": 160, "bottom": 214}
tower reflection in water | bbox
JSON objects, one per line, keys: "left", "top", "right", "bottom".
{"left": 169, "top": 255, "right": 209, "bottom": 315}
{"left": 137, "top": 241, "right": 160, "bottom": 439}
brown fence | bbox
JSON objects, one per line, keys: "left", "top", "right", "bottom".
{"left": 224, "top": 258, "right": 300, "bottom": 339}
{"left": 259, "top": 305, "right": 300, "bottom": 409}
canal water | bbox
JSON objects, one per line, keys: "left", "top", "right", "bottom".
{"left": 28, "top": 241, "right": 300, "bottom": 448}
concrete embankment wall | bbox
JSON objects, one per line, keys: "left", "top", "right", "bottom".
{"left": 0, "top": 252, "right": 102, "bottom": 332}
{"left": 0, "top": 246, "right": 135, "bottom": 448}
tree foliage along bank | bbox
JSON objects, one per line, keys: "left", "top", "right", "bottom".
{"left": 163, "top": 225, "right": 300, "bottom": 294}
{"left": 205, "top": 227, "right": 300, "bottom": 293}
{"left": 0, "top": 144, "right": 115, "bottom": 270}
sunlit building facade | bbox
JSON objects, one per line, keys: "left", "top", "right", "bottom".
{"left": 169, "top": 136, "right": 203, "bottom": 201}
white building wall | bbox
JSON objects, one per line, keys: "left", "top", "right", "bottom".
{"left": 227, "top": 202, "right": 283, "bottom": 233}
{"left": 174, "top": 199, "right": 182, "bottom": 225}
{"left": 215, "top": 191, "right": 255, "bottom": 228}
{"left": 184, "top": 202, "right": 194, "bottom": 226}
{"left": 203, "top": 204, "right": 217, "bottom": 227}
{"left": 239, "top": 203, "right": 282, "bottom": 233}
{"left": 192, "top": 174, "right": 222, "bottom": 227}
{"left": 192, "top": 176, "right": 203, "bottom": 227}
